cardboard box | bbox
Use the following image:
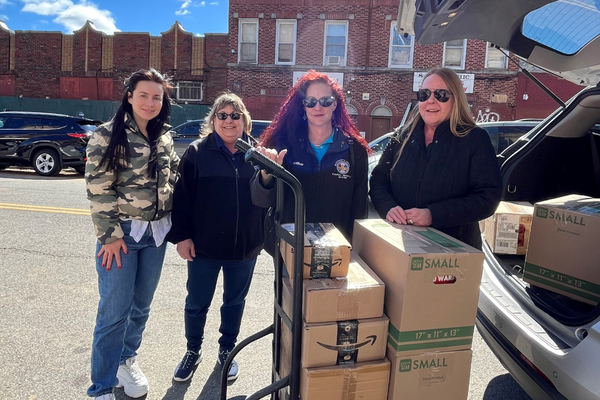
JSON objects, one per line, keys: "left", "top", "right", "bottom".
{"left": 386, "top": 345, "right": 472, "bottom": 400}
{"left": 524, "top": 195, "right": 600, "bottom": 305}
{"left": 280, "top": 315, "right": 389, "bottom": 368}
{"left": 483, "top": 201, "right": 533, "bottom": 255}
{"left": 280, "top": 223, "right": 351, "bottom": 280}
{"left": 281, "top": 252, "right": 385, "bottom": 323}
{"left": 352, "top": 219, "right": 484, "bottom": 356}
{"left": 301, "top": 359, "right": 391, "bottom": 400}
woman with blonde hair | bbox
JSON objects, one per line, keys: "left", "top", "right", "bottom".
{"left": 167, "top": 92, "right": 264, "bottom": 384}
{"left": 369, "top": 67, "right": 502, "bottom": 249}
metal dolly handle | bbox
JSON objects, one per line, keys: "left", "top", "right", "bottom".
{"left": 220, "top": 139, "right": 306, "bottom": 400}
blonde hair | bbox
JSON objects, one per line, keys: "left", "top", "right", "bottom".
{"left": 391, "top": 68, "right": 476, "bottom": 171}
{"left": 201, "top": 92, "right": 252, "bottom": 137}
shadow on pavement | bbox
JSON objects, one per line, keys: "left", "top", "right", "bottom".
{"left": 483, "top": 374, "right": 532, "bottom": 400}
{"left": 0, "top": 168, "right": 83, "bottom": 180}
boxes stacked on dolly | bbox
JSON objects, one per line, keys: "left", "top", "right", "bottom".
{"left": 278, "top": 224, "right": 390, "bottom": 400}
{"left": 524, "top": 194, "right": 600, "bottom": 305}
{"left": 352, "top": 219, "right": 484, "bottom": 400}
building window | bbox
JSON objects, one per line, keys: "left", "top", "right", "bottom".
{"left": 323, "top": 21, "right": 348, "bottom": 67}
{"left": 175, "top": 81, "right": 203, "bottom": 101}
{"left": 239, "top": 19, "right": 258, "bottom": 63}
{"left": 389, "top": 22, "right": 414, "bottom": 68}
{"left": 486, "top": 42, "right": 508, "bottom": 68}
{"left": 276, "top": 20, "right": 296, "bottom": 65}
{"left": 443, "top": 39, "right": 466, "bottom": 69}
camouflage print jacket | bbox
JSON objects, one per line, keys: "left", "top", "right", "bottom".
{"left": 85, "top": 113, "right": 180, "bottom": 245}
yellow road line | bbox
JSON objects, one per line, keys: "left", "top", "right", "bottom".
{"left": 0, "top": 203, "right": 90, "bottom": 215}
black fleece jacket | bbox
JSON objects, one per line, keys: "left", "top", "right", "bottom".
{"left": 250, "top": 128, "right": 368, "bottom": 242}
{"left": 167, "top": 132, "right": 264, "bottom": 261}
{"left": 369, "top": 120, "right": 502, "bottom": 249}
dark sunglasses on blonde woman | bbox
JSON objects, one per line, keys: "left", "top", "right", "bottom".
{"left": 216, "top": 112, "right": 241, "bottom": 120}
{"left": 417, "top": 88, "right": 453, "bottom": 103}
{"left": 302, "top": 96, "right": 336, "bottom": 108}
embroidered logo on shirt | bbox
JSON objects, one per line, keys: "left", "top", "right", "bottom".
{"left": 293, "top": 161, "right": 304, "bottom": 166}
{"left": 335, "top": 159, "right": 350, "bottom": 175}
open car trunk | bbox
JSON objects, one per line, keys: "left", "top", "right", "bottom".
{"left": 488, "top": 85, "right": 600, "bottom": 330}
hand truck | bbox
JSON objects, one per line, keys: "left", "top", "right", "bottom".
{"left": 219, "top": 138, "right": 306, "bottom": 400}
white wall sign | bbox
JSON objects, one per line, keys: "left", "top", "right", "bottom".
{"left": 412, "top": 72, "right": 474, "bottom": 94}
{"left": 293, "top": 71, "right": 344, "bottom": 88}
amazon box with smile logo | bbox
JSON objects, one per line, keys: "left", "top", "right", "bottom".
{"left": 280, "top": 315, "right": 388, "bottom": 368}
{"left": 524, "top": 195, "right": 600, "bottom": 305}
{"left": 352, "top": 219, "right": 484, "bottom": 357}
{"left": 280, "top": 222, "right": 351, "bottom": 280}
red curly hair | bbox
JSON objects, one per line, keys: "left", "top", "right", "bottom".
{"left": 260, "top": 70, "right": 369, "bottom": 151}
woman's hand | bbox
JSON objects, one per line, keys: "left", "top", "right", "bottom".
{"left": 405, "top": 208, "right": 433, "bottom": 227}
{"left": 257, "top": 146, "right": 287, "bottom": 185}
{"left": 97, "top": 238, "right": 128, "bottom": 270}
{"left": 386, "top": 206, "right": 408, "bottom": 224}
{"left": 176, "top": 239, "right": 196, "bottom": 262}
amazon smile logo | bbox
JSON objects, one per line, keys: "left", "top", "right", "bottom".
{"left": 316, "top": 335, "right": 378, "bottom": 351}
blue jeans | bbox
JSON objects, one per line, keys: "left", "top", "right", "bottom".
{"left": 87, "top": 221, "right": 167, "bottom": 397}
{"left": 184, "top": 256, "right": 257, "bottom": 352}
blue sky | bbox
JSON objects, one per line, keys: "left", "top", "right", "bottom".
{"left": 0, "top": 0, "right": 229, "bottom": 36}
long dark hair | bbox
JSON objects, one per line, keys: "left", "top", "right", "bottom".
{"left": 98, "top": 68, "right": 173, "bottom": 177}
{"left": 260, "top": 70, "right": 368, "bottom": 150}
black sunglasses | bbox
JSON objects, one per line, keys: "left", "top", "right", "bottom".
{"left": 417, "top": 89, "right": 453, "bottom": 103}
{"left": 216, "top": 112, "right": 241, "bottom": 120}
{"left": 302, "top": 96, "right": 336, "bottom": 108}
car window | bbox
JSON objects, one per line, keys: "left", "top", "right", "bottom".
{"left": 497, "top": 126, "right": 533, "bottom": 153}
{"left": 0, "top": 117, "right": 6, "bottom": 128}
{"left": 6, "top": 117, "right": 42, "bottom": 130}
{"left": 177, "top": 123, "right": 201, "bottom": 138}
{"left": 483, "top": 126, "right": 499, "bottom": 153}
{"left": 251, "top": 122, "right": 270, "bottom": 137}
{"left": 523, "top": 1, "right": 600, "bottom": 55}
{"left": 370, "top": 135, "right": 392, "bottom": 154}
{"left": 41, "top": 118, "right": 68, "bottom": 130}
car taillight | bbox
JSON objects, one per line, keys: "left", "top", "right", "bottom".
{"left": 67, "top": 133, "right": 87, "bottom": 138}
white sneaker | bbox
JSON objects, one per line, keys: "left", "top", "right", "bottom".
{"left": 95, "top": 394, "right": 115, "bottom": 400}
{"left": 116, "top": 357, "right": 149, "bottom": 398}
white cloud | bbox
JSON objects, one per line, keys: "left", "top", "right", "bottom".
{"left": 0, "top": 14, "right": 8, "bottom": 21}
{"left": 20, "top": 0, "right": 119, "bottom": 34}
{"left": 0, "top": 0, "right": 13, "bottom": 6}
{"left": 22, "top": 0, "right": 72, "bottom": 16}
{"left": 175, "top": 0, "right": 191, "bottom": 15}
{"left": 209, "top": 1, "right": 218, "bottom": 5}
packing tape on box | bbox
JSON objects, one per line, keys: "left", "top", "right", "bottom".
{"left": 305, "top": 223, "right": 339, "bottom": 278}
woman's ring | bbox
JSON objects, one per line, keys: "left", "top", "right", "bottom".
{"left": 408, "top": 219, "right": 413, "bottom": 225}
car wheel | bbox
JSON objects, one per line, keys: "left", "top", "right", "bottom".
{"left": 74, "top": 166, "right": 86, "bottom": 175}
{"left": 32, "top": 149, "right": 61, "bottom": 176}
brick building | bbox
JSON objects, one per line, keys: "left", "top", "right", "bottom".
{"left": 226, "top": 0, "right": 582, "bottom": 140}
{"left": 0, "top": 8, "right": 583, "bottom": 137}
{"left": 0, "top": 20, "right": 228, "bottom": 106}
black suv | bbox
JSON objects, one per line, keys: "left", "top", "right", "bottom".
{"left": 0, "top": 111, "right": 101, "bottom": 176}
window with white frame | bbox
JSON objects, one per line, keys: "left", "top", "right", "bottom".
{"left": 389, "top": 22, "right": 414, "bottom": 68}
{"left": 239, "top": 19, "right": 258, "bottom": 63}
{"left": 486, "top": 42, "right": 508, "bottom": 68}
{"left": 276, "top": 20, "right": 296, "bottom": 65}
{"left": 323, "top": 21, "right": 348, "bottom": 66}
{"left": 443, "top": 39, "right": 466, "bottom": 69}
{"left": 175, "top": 81, "right": 203, "bottom": 101}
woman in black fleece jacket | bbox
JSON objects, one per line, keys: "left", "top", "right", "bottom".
{"left": 369, "top": 68, "right": 502, "bottom": 249}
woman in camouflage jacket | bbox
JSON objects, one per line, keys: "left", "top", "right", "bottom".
{"left": 84, "top": 69, "right": 179, "bottom": 400}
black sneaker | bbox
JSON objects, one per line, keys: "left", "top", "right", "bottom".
{"left": 173, "top": 349, "right": 202, "bottom": 382}
{"left": 217, "top": 349, "right": 239, "bottom": 382}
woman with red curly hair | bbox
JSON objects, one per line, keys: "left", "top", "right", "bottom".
{"left": 251, "top": 70, "right": 369, "bottom": 254}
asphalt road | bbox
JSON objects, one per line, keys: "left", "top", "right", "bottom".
{"left": 0, "top": 167, "right": 532, "bottom": 400}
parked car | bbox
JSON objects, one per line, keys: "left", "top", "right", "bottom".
{"left": 399, "top": 1, "right": 600, "bottom": 399}
{"left": 0, "top": 111, "right": 101, "bottom": 176}
{"left": 170, "top": 119, "right": 271, "bottom": 155}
